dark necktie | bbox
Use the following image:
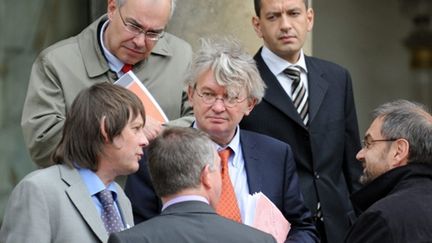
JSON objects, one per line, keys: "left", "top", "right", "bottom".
{"left": 284, "top": 66, "right": 309, "bottom": 125}
{"left": 215, "top": 148, "right": 242, "bottom": 222}
{"left": 121, "top": 64, "right": 133, "bottom": 73}
{"left": 97, "top": 189, "right": 124, "bottom": 233}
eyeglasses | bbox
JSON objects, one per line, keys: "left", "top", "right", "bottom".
{"left": 361, "top": 137, "right": 397, "bottom": 149}
{"left": 118, "top": 8, "right": 165, "bottom": 41}
{"left": 194, "top": 89, "right": 249, "bottom": 108}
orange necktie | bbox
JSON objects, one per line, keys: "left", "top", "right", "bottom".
{"left": 215, "top": 148, "right": 242, "bottom": 222}
{"left": 121, "top": 64, "right": 133, "bottom": 73}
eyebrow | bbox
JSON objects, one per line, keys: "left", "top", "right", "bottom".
{"left": 125, "top": 17, "right": 164, "bottom": 33}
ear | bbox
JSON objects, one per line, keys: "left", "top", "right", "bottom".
{"left": 200, "top": 164, "right": 212, "bottom": 190}
{"left": 100, "top": 116, "right": 109, "bottom": 143}
{"left": 252, "top": 16, "right": 263, "bottom": 38}
{"left": 306, "top": 8, "right": 314, "bottom": 32}
{"left": 187, "top": 85, "right": 195, "bottom": 107}
{"left": 107, "top": 0, "right": 117, "bottom": 20}
{"left": 244, "top": 98, "right": 257, "bottom": 116}
{"left": 391, "top": 138, "right": 410, "bottom": 167}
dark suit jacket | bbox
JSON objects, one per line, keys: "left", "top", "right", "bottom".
{"left": 240, "top": 48, "right": 363, "bottom": 243}
{"left": 125, "top": 129, "right": 318, "bottom": 242}
{"left": 108, "top": 201, "right": 276, "bottom": 243}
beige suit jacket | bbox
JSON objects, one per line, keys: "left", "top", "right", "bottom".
{"left": 21, "top": 15, "right": 193, "bottom": 167}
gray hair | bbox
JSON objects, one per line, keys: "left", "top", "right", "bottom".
{"left": 185, "top": 37, "right": 266, "bottom": 103}
{"left": 147, "top": 127, "right": 217, "bottom": 197}
{"left": 373, "top": 99, "right": 432, "bottom": 164}
{"left": 116, "top": 0, "right": 177, "bottom": 18}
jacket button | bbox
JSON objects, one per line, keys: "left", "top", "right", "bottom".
{"left": 314, "top": 172, "right": 320, "bottom": 179}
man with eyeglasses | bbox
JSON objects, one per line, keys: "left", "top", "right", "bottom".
{"left": 21, "top": 0, "right": 193, "bottom": 168}
{"left": 345, "top": 100, "right": 432, "bottom": 243}
{"left": 125, "top": 38, "right": 319, "bottom": 242}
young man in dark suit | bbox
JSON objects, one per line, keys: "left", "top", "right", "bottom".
{"left": 240, "top": 0, "right": 363, "bottom": 242}
{"left": 108, "top": 127, "right": 276, "bottom": 243}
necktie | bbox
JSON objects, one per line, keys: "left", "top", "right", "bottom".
{"left": 97, "top": 189, "right": 124, "bottom": 233}
{"left": 284, "top": 66, "right": 309, "bottom": 125}
{"left": 215, "top": 148, "right": 242, "bottom": 222}
{"left": 121, "top": 64, "right": 133, "bottom": 73}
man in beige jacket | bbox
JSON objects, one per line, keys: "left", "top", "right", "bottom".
{"left": 21, "top": 0, "right": 193, "bottom": 167}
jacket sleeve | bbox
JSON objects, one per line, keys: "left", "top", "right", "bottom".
{"left": 282, "top": 144, "right": 320, "bottom": 243}
{"left": 342, "top": 70, "right": 363, "bottom": 194}
{"left": 21, "top": 54, "right": 66, "bottom": 168}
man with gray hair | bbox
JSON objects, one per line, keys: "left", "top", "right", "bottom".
{"left": 125, "top": 38, "right": 319, "bottom": 242}
{"left": 345, "top": 100, "right": 432, "bottom": 242}
{"left": 22, "top": 0, "right": 192, "bottom": 167}
{"left": 108, "top": 127, "right": 276, "bottom": 243}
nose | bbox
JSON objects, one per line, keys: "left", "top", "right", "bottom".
{"left": 211, "top": 98, "right": 227, "bottom": 112}
{"left": 139, "top": 130, "right": 149, "bottom": 147}
{"left": 280, "top": 14, "right": 292, "bottom": 31}
{"left": 133, "top": 33, "right": 147, "bottom": 48}
{"left": 356, "top": 148, "right": 365, "bottom": 161}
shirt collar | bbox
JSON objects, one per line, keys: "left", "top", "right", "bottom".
{"left": 99, "top": 20, "right": 125, "bottom": 74}
{"left": 261, "top": 46, "right": 308, "bottom": 75}
{"left": 162, "top": 195, "right": 209, "bottom": 211}
{"left": 191, "top": 122, "right": 242, "bottom": 167}
{"left": 77, "top": 167, "right": 118, "bottom": 199}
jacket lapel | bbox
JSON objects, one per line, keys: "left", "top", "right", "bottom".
{"left": 239, "top": 130, "right": 262, "bottom": 193}
{"left": 305, "top": 56, "right": 328, "bottom": 124}
{"left": 254, "top": 50, "right": 306, "bottom": 128}
{"left": 60, "top": 165, "right": 107, "bottom": 242}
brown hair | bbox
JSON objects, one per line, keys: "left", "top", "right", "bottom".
{"left": 52, "top": 82, "right": 145, "bottom": 171}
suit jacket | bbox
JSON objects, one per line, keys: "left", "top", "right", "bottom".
{"left": 0, "top": 164, "right": 134, "bottom": 243}
{"left": 21, "top": 15, "right": 193, "bottom": 167}
{"left": 240, "top": 48, "right": 363, "bottom": 243}
{"left": 125, "top": 129, "right": 319, "bottom": 242}
{"left": 108, "top": 201, "right": 276, "bottom": 243}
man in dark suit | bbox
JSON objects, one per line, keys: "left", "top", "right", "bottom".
{"left": 240, "top": 0, "right": 362, "bottom": 242}
{"left": 125, "top": 38, "right": 318, "bottom": 242}
{"left": 108, "top": 127, "right": 276, "bottom": 243}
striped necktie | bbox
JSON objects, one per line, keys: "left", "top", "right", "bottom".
{"left": 284, "top": 66, "right": 309, "bottom": 125}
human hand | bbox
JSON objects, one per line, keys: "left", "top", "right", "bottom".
{"left": 143, "top": 116, "right": 164, "bottom": 142}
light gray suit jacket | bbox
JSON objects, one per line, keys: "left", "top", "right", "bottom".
{"left": 0, "top": 164, "right": 134, "bottom": 243}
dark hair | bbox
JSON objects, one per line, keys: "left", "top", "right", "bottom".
{"left": 52, "top": 82, "right": 145, "bottom": 171}
{"left": 254, "top": 0, "right": 309, "bottom": 17}
{"left": 373, "top": 99, "right": 432, "bottom": 163}
{"left": 147, "top": 127, "right": 216, "bottom": 197}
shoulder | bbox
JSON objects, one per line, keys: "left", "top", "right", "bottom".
{"left": 10, "top": 165, "right": 66, "bottom": 197}
{"left": 35, "top": 36, "right": 80, "bottom": 66}
{"left": 154, "top": 32, "right": 192, "bottom": 57}
{"left": 305, "top": 55, "right": 351, "bottom": 76}
{"left": 240, "top": 129, "right": 291, "bottom": 150}
{"left": 215, "top": 218, "right": 276, "bottom": 242}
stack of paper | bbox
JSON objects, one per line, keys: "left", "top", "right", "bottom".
{"left": 115, "top": 71, "right": 169, "bottom": 123}
{"left": 244, "top": 192, "right": 290, "bottom": 243}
